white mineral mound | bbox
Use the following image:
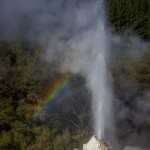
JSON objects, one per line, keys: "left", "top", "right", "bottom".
{"left": 83, "top": 136, "right": 109, "bottom": 150}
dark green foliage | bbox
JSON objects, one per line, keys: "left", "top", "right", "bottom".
{"left": 108, "top": 0, "right": 150, "bottom": 38}
{"left": 110, "top": 50, "right": 150, "bottom": 142}
{"left": 0, "top": 40, "right": 149, "bottom": 149}
{"left": 111, "top": 51, "right": 150, "bottom": 96}
{"left": 0, "top": 42, "right": 90, "bottom": 149}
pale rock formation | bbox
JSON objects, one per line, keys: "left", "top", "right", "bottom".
{"left": 83, "top": 136, "right": 109, "bottom": 150}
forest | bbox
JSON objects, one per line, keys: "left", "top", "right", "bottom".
{"left": 0, "top": 0, "right": 150, "bottom": 150}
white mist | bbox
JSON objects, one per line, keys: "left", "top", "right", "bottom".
{"left": 45, "top": 0, "right": 116, "bottom": 147}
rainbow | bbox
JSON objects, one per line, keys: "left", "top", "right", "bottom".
{"left": 33, "top": 74, "right": 76, "bottom": 117}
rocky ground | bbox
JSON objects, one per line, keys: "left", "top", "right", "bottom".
{"left": 75, "top": 136, "right": 110, "bottom": 150}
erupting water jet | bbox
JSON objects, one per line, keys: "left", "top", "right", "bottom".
{"left": 85, "top": 0, "right": 115, "bottom": 142}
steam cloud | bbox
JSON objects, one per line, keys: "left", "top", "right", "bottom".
{"left": 0, "top": 0, "right": 104, "bottom": 72}
{"left": 0, "top": 0, "right": 116, "bottom": 146}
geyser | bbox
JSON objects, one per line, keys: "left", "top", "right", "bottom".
{"left": 59, "top": 0, "right": 116, "bottom": 146}
{"left": 85, "top": 1, "right": 114, "bottom": 141}
{"left": 87, "top": 30, "right": 110, "bottom": 139}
